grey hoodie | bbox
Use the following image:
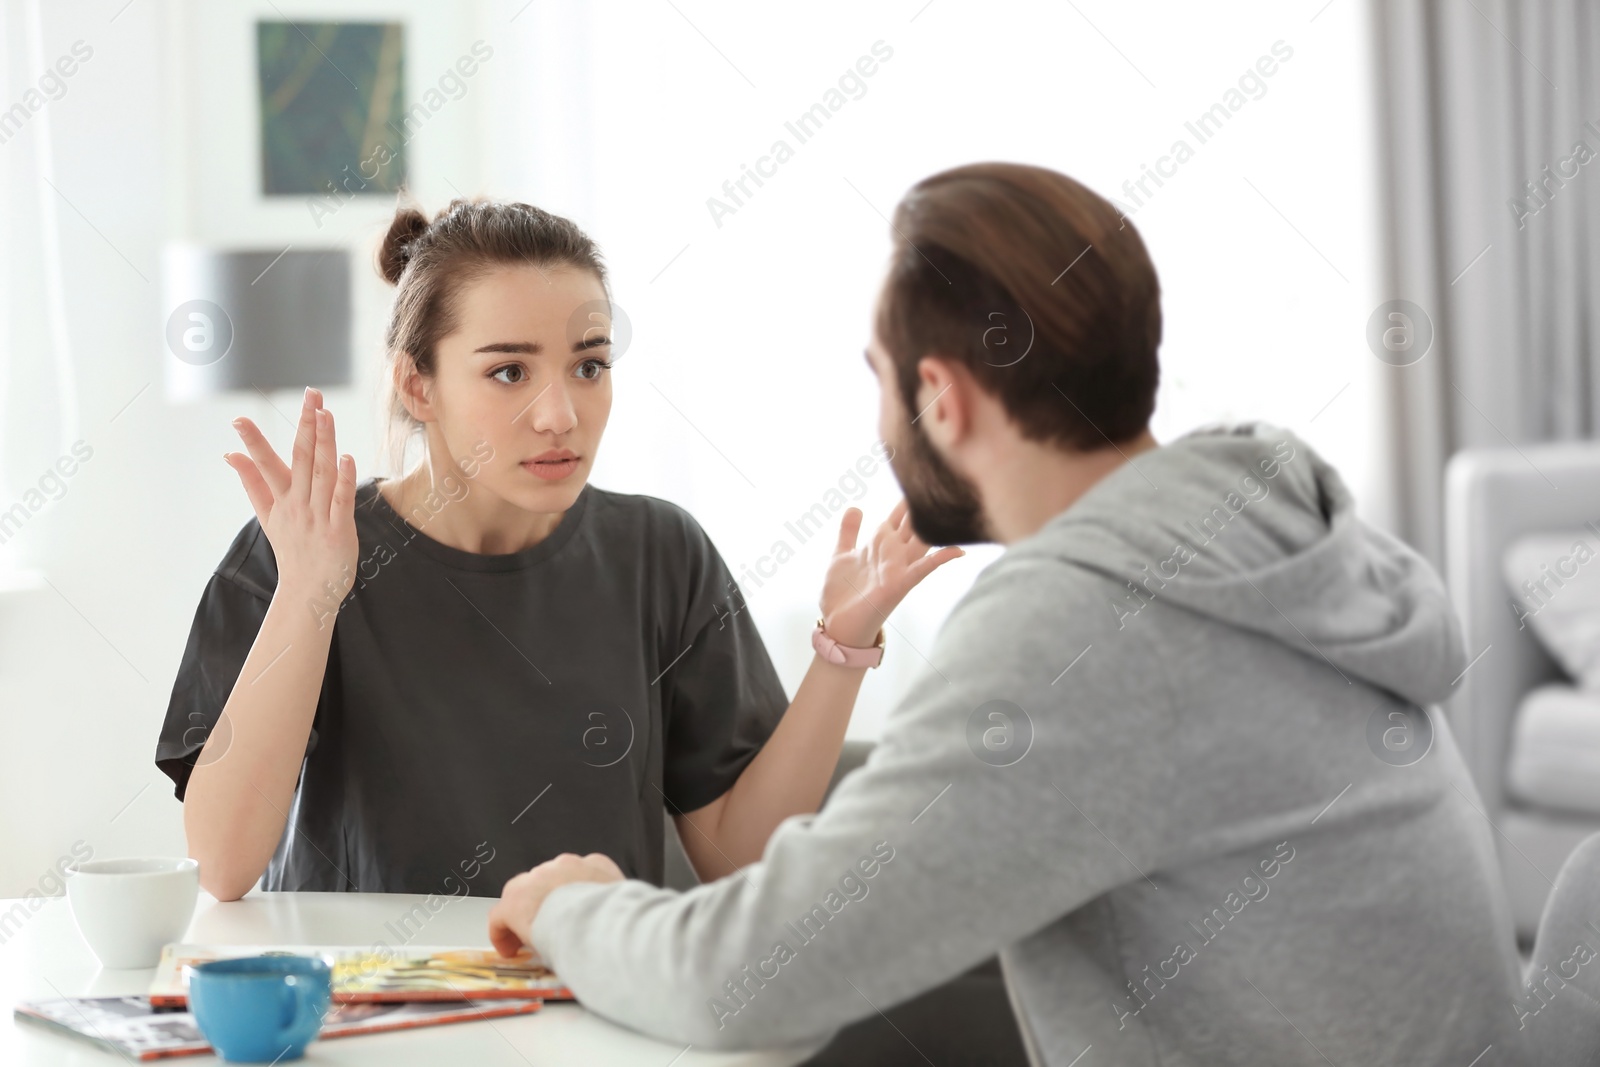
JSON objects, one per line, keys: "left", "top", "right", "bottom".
{"left": 529, "top": 421, "right": 1590, "bottom": 1066}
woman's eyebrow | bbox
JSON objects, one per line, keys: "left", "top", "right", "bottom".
{"left": 475, "top": 341, "right": 542, "bottom": 355}
{"left": 474, "top": 336, "right": 611, "bottom": 356}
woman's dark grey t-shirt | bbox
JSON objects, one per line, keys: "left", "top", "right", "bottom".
{"left": 154, "top": 476, "right": 789, "bottom": 896}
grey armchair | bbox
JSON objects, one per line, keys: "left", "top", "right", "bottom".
{"left": 1445, "top": 440, "right": 1600, "bottom": 941}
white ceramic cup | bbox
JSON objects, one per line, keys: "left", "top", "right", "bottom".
{"left": 65, "top": 857, "right": 200, "bottom": 969}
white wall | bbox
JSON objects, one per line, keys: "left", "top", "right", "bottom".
{"left": 0, "top": 0, "right": 1378, "bottom": 895}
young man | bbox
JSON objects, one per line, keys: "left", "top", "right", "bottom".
{"left": 484, "top": 163, "right": 1562, "bottom": 1065}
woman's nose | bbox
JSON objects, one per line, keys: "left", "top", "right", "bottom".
{"left": 523, "top": 380, "right": 577, "bottom": 435}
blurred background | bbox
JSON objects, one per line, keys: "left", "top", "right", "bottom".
{"left": 1, "top": 0, "right": 1591, "bottom": 959}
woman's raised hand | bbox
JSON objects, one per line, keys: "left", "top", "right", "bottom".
{"left": 223, "top": 387, "right": 359, "bottom": 602}
{"left": 817, "top": 498, "right": 966, "bottom": 649}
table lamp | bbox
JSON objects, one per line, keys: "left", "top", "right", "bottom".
{"left": 161, "top": 245, "right": 352, "bottom": 400}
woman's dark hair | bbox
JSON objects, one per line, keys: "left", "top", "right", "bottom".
{"left": 874, "top": 162, "right": 1161, "bottom": 452}
{"left": 374, "top": 195, "right": 609, "bottom": 470}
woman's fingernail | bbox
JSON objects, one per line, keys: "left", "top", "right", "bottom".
{"left": 231, "top": 417, "right": 245, "bottom": 430}
{"left": 222, "top": 452, "right": 232, "bottom": 464}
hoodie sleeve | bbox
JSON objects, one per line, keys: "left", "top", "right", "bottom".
{"left": 528, "top": 555, "right": 1187, "bottom": 1050}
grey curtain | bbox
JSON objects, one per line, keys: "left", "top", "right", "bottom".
{"left": 1369, "top": 0, "right": 1600, "bottom": 570}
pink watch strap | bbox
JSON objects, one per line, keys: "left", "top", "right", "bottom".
{"left": 812, "top": 619, "right": 885, "bottom": 668}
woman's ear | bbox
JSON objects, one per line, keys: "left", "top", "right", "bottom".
{"left": 393, "top": 354, "right": 434, "bottom": 423}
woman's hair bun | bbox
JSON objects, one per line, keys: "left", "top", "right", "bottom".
{"left": 377, "top": 206, "right": 431, "bottom": 286}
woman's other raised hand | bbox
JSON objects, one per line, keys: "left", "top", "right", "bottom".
{"left": 818, "top": 498, "right": 966, "bottom": 649}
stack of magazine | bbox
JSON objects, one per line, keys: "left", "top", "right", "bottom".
{"left": 14, "top": 944, "right": 572, "bottom": 1060}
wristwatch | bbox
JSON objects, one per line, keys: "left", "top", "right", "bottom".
{"left": 812, "top": 617, "right": 886, "bottom": 669}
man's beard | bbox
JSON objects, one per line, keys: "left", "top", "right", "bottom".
{"left": 889, "top": 415, "right": 991, "bottom": 546}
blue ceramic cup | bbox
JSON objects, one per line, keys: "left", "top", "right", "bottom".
{"left": 187, "top": 955, "right": 332, "bottom": 1063}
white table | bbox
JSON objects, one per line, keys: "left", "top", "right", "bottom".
{"left": 0, "top": 891, "right": 824, "bottom": 1065}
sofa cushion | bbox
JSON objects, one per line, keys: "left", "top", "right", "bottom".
{"left": 1507, "top": 683, "right": 1600, "bottom": 815}
{"left": 1502, "top": 529, "right": 1600, "bottom": 689}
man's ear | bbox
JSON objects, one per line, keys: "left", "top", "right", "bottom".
{"left": 914, "top": 354, "right": 971, "bottom": 446}
{"left": 393, "top": 354, "right": 434, "bottom": 423}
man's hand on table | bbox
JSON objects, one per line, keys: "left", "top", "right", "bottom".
{"left": 488, "top": 852, "right": 625, "bottom": 957}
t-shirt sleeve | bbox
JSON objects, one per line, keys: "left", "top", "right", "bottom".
{"left": 154, "top": 520, "right": 319, "bottom": 802}
{"left": 656, "top": 504, "right": 789, "bottom": 816}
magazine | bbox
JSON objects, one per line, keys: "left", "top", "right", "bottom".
{"left": 14, "top": 995, "right": 543, "bottom": 1061}
{"left": 148, "top": 944, "right": 573, "bottom": 1008}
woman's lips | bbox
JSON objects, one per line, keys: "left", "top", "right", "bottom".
{"left": 522, "top": 457, "right": 579, "bottom": 481}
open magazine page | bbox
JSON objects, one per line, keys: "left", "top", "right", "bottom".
{"left": 147, "top": 944, "right": 573, "bottom": 1007}
{"left": 14, "top": 995, "right": 544, "bottom": 1061}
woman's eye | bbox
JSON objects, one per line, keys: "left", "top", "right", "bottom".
{"left": 491, "top": 365, "right": 526, "bottom": 384}
{"left": 575, "top": 358, "right": 612, "bottom": 381}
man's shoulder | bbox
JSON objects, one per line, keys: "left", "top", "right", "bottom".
{"left": 935, "top": 550, "right": 1135, "bottom": 670}
{"left": 961, "top": 549, "right": 1123, "bottom": 618}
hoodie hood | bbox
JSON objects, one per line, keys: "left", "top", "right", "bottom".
{"left": 1009, "top": 421, "right": 1467, "bottom": 709}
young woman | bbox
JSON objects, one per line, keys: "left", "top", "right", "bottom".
{"left": 155, "top": 198, "right": 963, "bottom": 902}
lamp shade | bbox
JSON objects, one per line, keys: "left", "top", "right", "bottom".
{"left": 161, "top": 244, "right": 352, "bottom": 400}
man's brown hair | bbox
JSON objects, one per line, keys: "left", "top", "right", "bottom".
{"left": 875, "top": 162, "right": 1161, "bottom": 451}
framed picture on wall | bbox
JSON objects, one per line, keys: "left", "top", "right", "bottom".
{"left": 256, "top": 20, "right": 408, "bottom": 199}
{"left": 168, "top": 0, "right": 483, "bottom": 246}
